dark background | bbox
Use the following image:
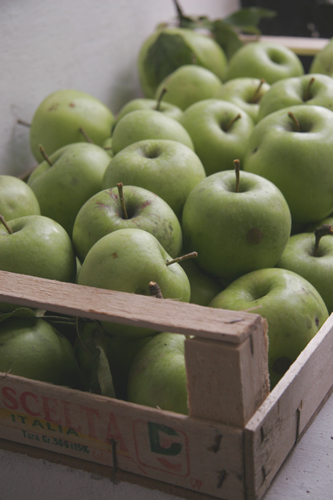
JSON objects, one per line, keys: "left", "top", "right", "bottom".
{"left": 240, "top": 0, "right": 333, "bottom": 71}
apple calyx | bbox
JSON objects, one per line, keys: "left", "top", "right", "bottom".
{"left": 288, "top": 111, "right": 301, "bottom": 132}
{"left": 17, "top": 119, "right": 31, "bottom": 127}
{"left": 222, "top": 113, "right": 241, "bottom": 132}
{"left": 79, "top": 127, "right": 93, "bottom": 143}
{"left": 0, "top": 215, "right": 13, "bottom": 234}
{"left": 314, "top": 224, "right": 333, "bottom": 257}
{"left": 250, "top": 79, "right": 266, "bottom": 104}
{"left": 304, "top": 76, "right": 315, "bottom": 102}
{"left": 149, "top": 281, "right": 164, "bottom": 299}
{"left": 166, "top": 251, "right": 198, "bottom": 266}
{"left": 116, "top": 182, "right": 129, "bottom": 219}
{"left": 155, "top": 87, "right": 168, "bottom": 111}
{"left": 39, "top": 145, "right": 53, "bottom": 166}
{"left": 233, "top": 158, "right": 240, "bottom": 193}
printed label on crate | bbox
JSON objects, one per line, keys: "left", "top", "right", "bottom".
{"left": 0, "top": 379, "right": 240, "bottom": 499}
{"left": 0, "top": 383, "right": 190, "bottom": 477}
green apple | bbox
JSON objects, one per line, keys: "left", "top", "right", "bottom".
{"left": 277, "top": 225, "right": 333, "bottom": 313}
{"left": 0, "top": 214, "right": 76, "bottom": 282}
{"left": 78, "top": 228, "right": 191, "bottom": 338}
{"left": 226, "top": 42, "right": 304, "bottom": 84}
{"left": 180, "top": 99, "right": 254, "bottom": 176}
{"left": 27, "top": 143, "right": 111, "bottom": 235}
{"left": 258, "top": 74, "right": 333, "bottom": 121}
{"left": 72, "top": 184, "right": 183, "bottom": 262}
{"left": 155, "top": 65, "right": 222, "bottom": 111}
{"left": 309, "top": 38, "right": 333, "bottom": 77}
{"left": 209, "top": 268, "right": 329, "bottom": 388}
{"left": 102, "top": 139, "right": 206, "bottom": 219}
{"left": 127, "top": 332, "right": 187, "bottom": 414}
{"left": 111, "top": 109, "right": 194, "bottom": 155}
{"left": 29, "top": 89, "right": 115, "bottom": 162}
{"left": 182, "top": 166, "right": 291, "bottom": 281}
{"left": 180, "top": 259, "right": 223, "bottom": 307}
{"left": 214, "top": 77, "right": 271, "bottom": 123}
{"left": 243, "top": 104, "right": 333, "bottom": 224}
{"left": 138, "top": 27, "right": 227, "bottom": 98}
{"left": 114, "top": 97, "right": 183, "bottom": 125}
{"left": 0, "top": 317, "right": 80, "bottom": 388}
{"left": 0, "top": 175, "right": 40, "bottom": 221}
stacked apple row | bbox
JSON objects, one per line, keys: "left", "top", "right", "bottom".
{"left": 1, "top": 28, "right": 333, "bottom": 416}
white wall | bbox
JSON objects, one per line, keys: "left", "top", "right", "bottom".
{"left": 0, "top": 0, "right": 239, "bottom": 176}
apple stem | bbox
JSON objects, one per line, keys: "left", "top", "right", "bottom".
{"left": 304, "top": 76, "right": 315, "bottom": 102}
{"left": 173, "top": 0, "right": 184, "bottom": 21}
{"left": 223, "top": 113, "right": 241, "bottom": 132}
{"left": 149, "top": 281, "right": 164, "bottom": 299}
{"left": 39, "top": 145, "right": 53, "bottom": 166}
{"left": 314, "top": 224, "right": 333, "bottom": 257}
{"left": 79, "top": 127, "right": 94, "bottom": 143}
{"left": 166, "top": 251, "right": 198, "bottom": 266}
{"left": 233, "top": 159, "right": 241, "bottom": 193}
{"left": 288, "top": 111, "right": 301, "bottom": 132}
{"left": 0, "top": 215, "right": 13, "bottom": 234}
{"left": 17, "top": 119, "right": 31, "bottom": 127}
{"left": 155, "top": 87, "right": 168, "bottom": 111}
{"left": 117, "top": 182, "right": 128, "bottom": 219}
{"left": 250, "top": 79, "right": 266, "bottom": 103}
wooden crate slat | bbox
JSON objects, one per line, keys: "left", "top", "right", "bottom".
{"left": 243, "top": 314, "right": 333, "bottom": 500}
{"left": 0, "top": 270, "right": 262, "bottom": 343}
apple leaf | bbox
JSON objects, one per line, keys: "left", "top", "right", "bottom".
{"left": 0, "top": 307, "right": 43, "bottom": 324}
{"left": 169, "top": 3, "right": 277, "bottom": 61}
{"left": 89, "top": 335, "right": 115, "bottom": 399}
{"left": 144, "top": 32, "right": 195, "bottom": 91}
{"left": 223, "top": 7, "right": 277, "bottom": 33}
{"left": 211, "top": 20, "right": 244, "bottom": 60}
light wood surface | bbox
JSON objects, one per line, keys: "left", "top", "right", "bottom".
{"left": 0, "top": 270, "right": 262, "bottom": 343}
{"left": 240, "top": 35, "right": 330, "bottom": 55}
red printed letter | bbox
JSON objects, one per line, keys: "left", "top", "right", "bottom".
{"left": 2, "top": 387, "right": 18, "bottom": 410}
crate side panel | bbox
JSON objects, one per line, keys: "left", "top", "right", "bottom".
{"left": 243, "top": 315, "right": 333, "bottom": 500}
{"left": 0, "top": 373, "right": 245, "bottom": 500}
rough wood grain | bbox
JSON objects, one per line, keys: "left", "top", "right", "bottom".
{"left": 0, "top": 270, "right": 262, "bottom": 343}
{"left": 243, "top": 314, "right": 333, "bottom": 500}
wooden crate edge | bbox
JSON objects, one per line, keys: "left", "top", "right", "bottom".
{"left": 243, "top": 314, "right": 333, "bottom": 499}
{"left": 239, "top": 35, "right": 330, "bottom": 55}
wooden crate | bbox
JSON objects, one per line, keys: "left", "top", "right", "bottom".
{"left": 0, "top": 269, "right": 333, "bottom": 500}
{"left": 1, "top": 35, "right": 333, "bottom": 500}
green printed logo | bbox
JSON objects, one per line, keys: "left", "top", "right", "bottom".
{"left": 148, "top": 422, "right": 182, "bottom": 456}
{"left": 133, "top": 419, "right": 190, "bottom": 477}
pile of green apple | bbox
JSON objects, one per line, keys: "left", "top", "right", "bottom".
{"left": 2, "top": 22, "right": 333, "bottom": 416}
